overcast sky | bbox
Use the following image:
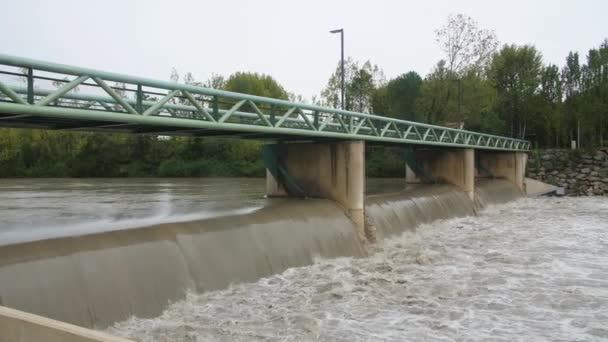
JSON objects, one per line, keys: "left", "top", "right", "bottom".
{"left": 1, "top": 0, "right": 606, "bottom": 99}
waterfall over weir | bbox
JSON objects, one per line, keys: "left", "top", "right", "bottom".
{"left": 0, "top": 179, "right": 522, "bottom": 329}
{"left": 366, "top": 184, "right": 476, "bottom": 241}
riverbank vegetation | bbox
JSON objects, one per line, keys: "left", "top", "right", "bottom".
{"left": 1, "top": 14, "right": 606, "bottom": 177}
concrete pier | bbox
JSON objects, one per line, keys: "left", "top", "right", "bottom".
{"left": 267, "top": 145, "right": 528, "bottom": 239}
{"left": 477, "top": 151, "right": 528, "bottom": 192}
{"left": 406, "top": 148, "right": 475, "bottom": 201}
{"left": 266, "top": 141, "right": 366, "bottom": 239}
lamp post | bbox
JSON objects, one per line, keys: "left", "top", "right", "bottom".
{"left": 452, "top": 78, "right": 463, "bottom": 128}
{"left": 330, "top": 28, "right": 344, "bottom": 110}
{"left": 456, "top": 78, "right": 462, "bottom": 125}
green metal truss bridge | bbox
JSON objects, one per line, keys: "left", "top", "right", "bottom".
{"left": 0, "top": 54, "right": 529, "bottom": 151}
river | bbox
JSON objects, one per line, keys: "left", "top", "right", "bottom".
{"left": 0, "top": 177, "right": 401, "bottom": 245}
{"left": 107, "top": 196, "right": 608, "bottom": 341}
{"left": 1, "top": 179, "right": 607, "bottom": 341}
{"left": 0, "top": 178, "right": 266, "bottom": 245}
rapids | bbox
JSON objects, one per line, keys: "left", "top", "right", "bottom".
{"left": 109, "top": 196, "right": 608, "bottom": 341}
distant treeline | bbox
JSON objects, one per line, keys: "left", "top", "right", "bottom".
{"left": 316, "top": 17, "right": 607, "bottom": 149}
{"left": 0, "top": 130, "right": 405, "bottom": 178}
{"left": 1, "top": 14, "right": 606, "bottom": 177}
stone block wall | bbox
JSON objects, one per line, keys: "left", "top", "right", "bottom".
{"left": 527, "top": 148, "right": 608, "bottom": 196}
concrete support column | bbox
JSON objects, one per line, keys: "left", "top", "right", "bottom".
{"left": 406, "top": 148, "right": 475, "bottom": 201}
{"left": 477, "top": 151, "right": 528, "bottom": 192}
{"left": 266, "top": 141, "right": 366, "bottom": 240}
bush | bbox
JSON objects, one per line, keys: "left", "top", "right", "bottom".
{"left": 366, "top": 147, "right": 405, "bottom": 177}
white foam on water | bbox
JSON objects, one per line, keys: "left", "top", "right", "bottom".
{"left": 108, "top": 197, "right": 608, "bottom": 341}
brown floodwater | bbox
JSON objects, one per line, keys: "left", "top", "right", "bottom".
{"left": 1, "top": 177, "right": 567, "bottom": 342}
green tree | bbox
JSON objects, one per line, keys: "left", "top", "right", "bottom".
{"left": 561, "top": 52, "right": 582, "bottom": 145}
{"left": 417, "top": 62, "right": 498, "bottom": 130}
{"left": 416, "top": 60, "right": 455, "bottom": 124}
{"left": 383, "top": 71, "right": 423, "bottom": 121}
{"left": 580, "top": 40, "right": 608, "bottom": 146}
{"left": 349, "top": 64, "right": 376, "bottom": 112}
{"left": 459, "top": 71, "right": 498, "bottom": 132}
{"left": 223, "top": 72, "right": 289, "bottom": 100}
{"left": 536, "top": 64, "right": 564, "bottom": 146}
{"left": 321, "top": 58, "right": 385, "bottom": 112}
{"left": 489, "top": 44, "right": 543, "bottom": 139}
{"left": 371, "top": 85, "right": 388, "bottom": 116}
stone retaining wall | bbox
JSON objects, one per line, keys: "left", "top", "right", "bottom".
{"left": 527, "top": 148, "right": 608, "bottom": 196}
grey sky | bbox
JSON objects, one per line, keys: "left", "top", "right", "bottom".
{"left": 1, "top": 0, "right": 606, "bottom": 100}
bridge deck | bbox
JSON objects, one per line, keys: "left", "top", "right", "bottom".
{"left": 0, "top": 54, "right": 529, "bottom": 151}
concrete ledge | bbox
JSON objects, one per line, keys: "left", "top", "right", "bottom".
{"left": 525, "top": 177, "right": 563, "bottom": 196}
{"left": 0, "top": 306, "right": 131, "bottom": 342}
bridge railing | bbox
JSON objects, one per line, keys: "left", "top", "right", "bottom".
{"left": 0, "top": 54, "right": 530, "bottom": 151}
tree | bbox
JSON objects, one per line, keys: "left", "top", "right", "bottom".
{"left": 383, "top": 71, "right": 423, "bottom": 121}
{"left": 459, "top": 71, "right": 498, "bottom": 132}
{"left": 561, "top": 51, "right": 585, "bottom": 147}
{"left": 213, "top": 71, "right": 290, "bottom": 173}
{"left": 321, "top": 58, "right": 385, "bottom": 112}
{"left": 435, "top": 13, "right": 499, "bottom": 75}
{"left": 489, "top": 44, "right": 543, "bottom": 139}
{"left": 223, "top": 72, "right": 289, "bottom": 100}
{"left": 371, "top": 86, "right": 388, "bottom": 116}
{"left": 540, "top": 65, "right": 562, "bottom": 104}
{"left": 416, "top": 61, "right": 497, "bottom": 129}
{"left": 321, "top": 57, "right": 358, "bottom": 109}
{"left": 416, "top": 60, "right": 454, "bottom": 124}
{"left": 521, "top": 64, "right": 564, "bottom": 147}
{"left": 580, "top": 40, "right": 608, "bottom": 146}
{"left": 349, "top": 62, "right": 376, "bottom": 112}
{"left": 205, "top": 73, "right": 226, "bottom": 89}
{"left": 562, "top": 52, "right": 582, "bottom": 98}
{"left": 536, "top": 64, "right": 564, "bottom": 146}
{"left": 288, "top": 93, "right": 306, "bottom": 103}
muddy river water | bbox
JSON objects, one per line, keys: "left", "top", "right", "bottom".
{"left": 0, "top": 179, "right": 607, "bottom": 341}
{"left": 108, "top": 196, "right": 608, "bottom": 341}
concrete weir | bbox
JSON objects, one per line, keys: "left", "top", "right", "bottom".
{"left": 0, "top": 200, "right": 364, "bottom": 330}
{"left": 0, "top": 142, "right": 528, "bottom": 340}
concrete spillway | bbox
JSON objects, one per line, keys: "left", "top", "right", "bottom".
{"left": 474, "top": 178, "right": 524, "bottom": 207}
{"left": 365, "top": 179, "right": 521, "bottom": 241}
{"left": 0, "top": 180, "right": 522, "bottom": 331}
{"left": 366, "top": 184, "right": 476, "bottom": 241}
{"left": 0, "top": 200, "right": 363, "bottom": 328}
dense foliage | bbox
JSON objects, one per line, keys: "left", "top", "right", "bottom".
{"left": 1, "top": 14, "right": 607, "bottom": 177}
{"left": 319, "top": 15, "right": 608, "bottom": 149}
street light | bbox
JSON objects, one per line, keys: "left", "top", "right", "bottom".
{"left": 451, "top": 78, "right": 463, "bottom": 129}
{"left": 330, "top": 28, "right": 344, "bottom": 110}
